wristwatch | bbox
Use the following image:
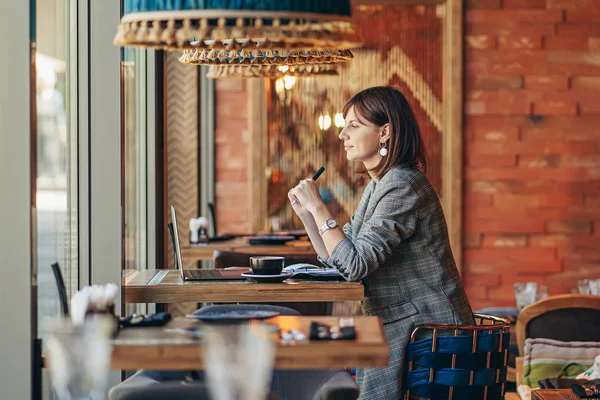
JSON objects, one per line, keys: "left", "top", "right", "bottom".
{"left": 319, "top": 218, "right": 339, "bottom": 236}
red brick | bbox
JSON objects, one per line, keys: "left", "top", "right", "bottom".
{"left": 560, "top": 155, "right": 600, "bottom": 168}
{"left": 544, "top": 36, "right": 589, "bottom": 50}
{"left": 503, "top": 0, "right": 546, "bottom": 8}
{"left": 465, "top": 116, "right": 532, "bottom": 131}
{"left": 215, "top": 117, "right": 248, "bottom": 143}
{"left": 572, "top": 235, "right": 600, "bottom": 247}
{"left": 547, "top": 271, "right": 595, "bottom": 293}
{"left": 546, "top": 220, "right": 592, "bottom": 233}
{"left": 547, "top": 0, "right": 600, "bottom": 7}
{"left": 566, "top": 9, "right": 600, "bottom": 23}
{"left": 495, "top": 193, "right": 584, "bottom": 207}
{"left": 469, "top": 49, "right": 600, "bottom": 75}
{"left": 529, "top": 234, "right": 572, "bottom": 247}
{"left": 487, "top": 287, "right": 518, "bottom": 304}
{"left": 216, "top": 169, "right": 247, "bottom": 182}
{"left": 557, "top": 24, "right": 600, "bottom": 36}
{"left": 466, "top": 35, "right": 497, "bottom": 50}
{"left": 469, "top": 140, "right": 597, "bottom": 155}
{"left": 527, "top": 207, "right": 571, "bottom": 219}
{"left": 519, "top": 154, "right": 561, "bottom": 168}
{"left": 465, "top": 193, "right": 494, "bottom": 206}
{"left": 522, "top": 125, "right": 600, "bottom": 142}
{"left": 467, "top": 180, "right": 579, "bottom": 195}
{"left": 482, "top": 234, "right": 527, "bottom": 247}
{"left": 499, "top": 36, "right": 543, "bottom": 49}
{"left": 590, "top": 37, "right": 600, "bottom": 50}
{"left": 516, "top": 260, "right": 563, "bottom": 273}
{"left": 501, "top": 274, "right": 548, "bottom": 287}
{"left": 524, "top": 75, "right": 569, "bottom": 90}
{"left": 465, "top": 233, "right": 482, "bottom": 248}
{"left": 585, "top": 195, "right": 600, "bottom": 206}
{"left": 464, "top": 219, "right": 545, "bottom": 233}
{"left": 465, "top": 99, "right": 531, "bottom": 115}
{"left": 466, "top": 167, "right": 598, "bottom": 181}
{"left": 467, "top": 127, "right": 521, "bottom": 141}
{"left": 466, "top": 10, "right": 564, "bottom": 23}
{"left": 215, "top": 91, "right": 248, "bottom": 118}
{"left": 466, "top": 22, "right": 556, "bottom": 36}
{"left": 572, "top": 76, "right": 600, "bottom": 90}
{"left": 467, "top": 0, "right": 502, "bottom": 7}
{"left": 464, "top": 273, "right": 501, "bottom": 287}
{"left": 215, "top": 78, "right": 245, "bottom": 92}
{"left": 466, "top": 153, "right": 517, "bottom": 167}
{"left": 471, "top": 75, "right": 523, "bottom": 89}
{"left": 533, "top": 100, "right": 579, "bottom": 115}
{"left": 464, "top": 259, "right": 516, "bottom": 274}
{"left": 465, "top": 286, "right": 489, "bottom": 301}
{"left": 472, "top": 89, "right": 600, "bottom": 106}
{"left": 561, "top": 248, "right": 600, "bottom": 262}
{"left": 580, "top": 101, "right": 600, "bottom": 115}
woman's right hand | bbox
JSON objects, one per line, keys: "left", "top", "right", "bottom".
{"left": 288, "top": 188, "right": 310, "bottom": 219}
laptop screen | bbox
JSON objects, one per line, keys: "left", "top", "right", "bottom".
{"left": 170, "top": 205, "right": 185, "bottom": 280}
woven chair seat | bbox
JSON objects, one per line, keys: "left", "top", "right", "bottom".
{"left": 404, "top": 314, "right": 511, "bottom": 400}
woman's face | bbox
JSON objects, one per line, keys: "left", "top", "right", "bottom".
{"left": 339, "top": 106, "right": 383, "bottom": 171}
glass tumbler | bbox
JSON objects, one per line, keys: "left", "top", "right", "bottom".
{"left": 43, "top": 314, "right": 115, "bottom": 400}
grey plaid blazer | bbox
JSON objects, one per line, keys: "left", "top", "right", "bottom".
{"left": 321, "top": 166, "right": 473, "bottom": 400}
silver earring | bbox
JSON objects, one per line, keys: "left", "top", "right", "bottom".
{"left": 379, "top": 142, "right": 388, "bottom": 157}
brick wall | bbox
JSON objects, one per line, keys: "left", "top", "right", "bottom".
{"left": 214, "top": 0, "right": 600, "bottom": 310}
{"left": 214, "top": 78, "right": 251, "bottom": 235}
{"left": 463, "top": 0, "right": 600, "bottom": 310}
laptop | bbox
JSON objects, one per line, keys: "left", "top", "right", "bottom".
{"left": 170, "top": 205, "right": 248, "bottom": 281}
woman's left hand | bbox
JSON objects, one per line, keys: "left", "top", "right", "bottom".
{"left": 290, "top": 178, "right": 324, "bottom": 215}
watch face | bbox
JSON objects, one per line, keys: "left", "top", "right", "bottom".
{"left": 327, "top": 219, "right": 337, "bottom": 228}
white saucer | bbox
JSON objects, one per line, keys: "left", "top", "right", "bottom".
{"left": 241, "top": 272, "right": 293, "bottom": 283}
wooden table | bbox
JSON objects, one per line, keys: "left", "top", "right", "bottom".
{"left": 532, "top": 389, "right": 579, "bottom": 400}
{"left": 181, "top": 237, "right": 315, "bottom": 261}
{"left": 122, "top": 270, "right": 364, "bottom": 304}
{"left": 111, "top": 316, "right": 389, "bottom": 370}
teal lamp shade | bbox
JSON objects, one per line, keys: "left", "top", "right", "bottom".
{"left": 114, "top": 0, "right": 362, "bottom": 67}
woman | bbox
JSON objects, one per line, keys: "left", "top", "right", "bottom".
{"left": 288, "top": 86, "right": 473, "bottom": 399}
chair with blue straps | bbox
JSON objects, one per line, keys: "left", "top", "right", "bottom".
{"left": 404, "top": 314, "right": 511, "bottom": 400}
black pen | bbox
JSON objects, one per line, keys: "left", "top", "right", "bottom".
{"left": 312, "top": 166, "right": 325, "bottom": 181}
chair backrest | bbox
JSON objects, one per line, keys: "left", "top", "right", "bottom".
{"left": 516, "top": 294, "right": 600, "bottom": 356}
{"left": 51, "top": 262, "right": 69, "bottom": 316}
{"left": 404, "top": 314, "right": 511, "bottom": 400}
{"left": 213, "top": 250, "right": 319, "bottom": 269}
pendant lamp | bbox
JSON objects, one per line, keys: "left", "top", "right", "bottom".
{"left": 206, "top": 63, "right": 338, "bottom": 79}
{"left": 114, "top": 0, "right": 362, "bottom": 67}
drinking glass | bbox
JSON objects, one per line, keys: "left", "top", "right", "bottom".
{"left": 514, "top": 282, "right": 537, "bottom": 310}
{"left": 536, "top": 285, "right": 549, "bottom": 302}
{"left": 589, "top": 279, "right": 600, "bottom": 296}
{"left": 43, "top": 315, "right": 115, "bottom": 400}
{"left": 578, "top": 279, "right": 591, "bottom": 295}
{"left": 202, "top": 322, "right": 275, "bottom": 400}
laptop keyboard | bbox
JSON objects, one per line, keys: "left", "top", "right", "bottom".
{"left": 186, "top": 269, "right": 222, "bottom": 278}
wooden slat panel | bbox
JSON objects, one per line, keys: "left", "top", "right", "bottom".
{"left": 111, "top": 316, "right": 388, "bottom": 370}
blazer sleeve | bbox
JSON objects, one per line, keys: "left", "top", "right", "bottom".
{"left": 317, "top": 219, "right": 353, "bottom": 268}
{"left": 324, "top": 180, "right": 419, "bottom": 281}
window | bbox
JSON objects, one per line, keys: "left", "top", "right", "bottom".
{"left": 36, "top": 0, "right": 78, "bottom": 335}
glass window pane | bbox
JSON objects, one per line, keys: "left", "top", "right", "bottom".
{"left": 123, "top": 47, "right": 148, "bottom": 273}
{"left": 36, "top": 0, "right": 77, "bottom": 334}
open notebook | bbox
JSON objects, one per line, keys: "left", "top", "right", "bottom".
{"left": 283, "top": 264, "right": 345, "bottom": 281}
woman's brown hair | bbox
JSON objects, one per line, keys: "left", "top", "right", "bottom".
{"left": 343, "top": 86, "right": 427, "bottom": 178}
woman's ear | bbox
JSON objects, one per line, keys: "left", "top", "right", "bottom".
{"left": 380, "top": 123, "right": 391, "bottom": 142}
